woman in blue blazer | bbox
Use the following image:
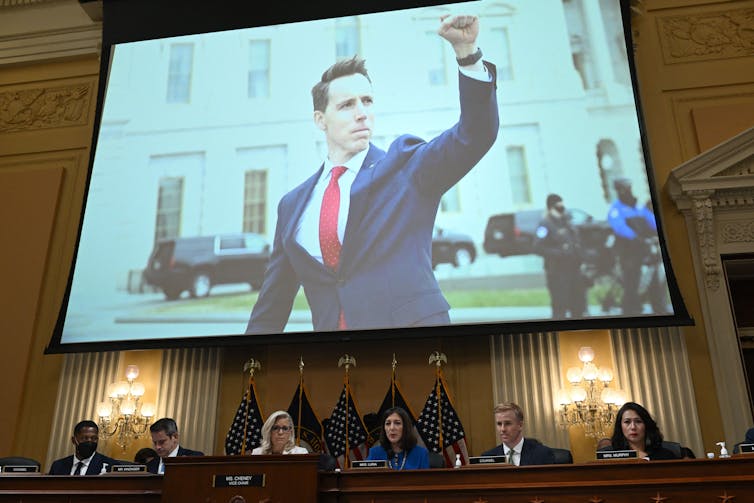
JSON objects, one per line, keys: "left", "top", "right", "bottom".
{"left": 367, "top": 407, "right": 429, "bottom": 470}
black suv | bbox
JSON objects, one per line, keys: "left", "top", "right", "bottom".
{"left": 483, "top": 208, "right": 607, "bottom": 257}
{"left": 143, "top": 233, "right": 270, "bottom": 300}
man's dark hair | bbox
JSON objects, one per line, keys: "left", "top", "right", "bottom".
{"left": 73, "top": 420, "right": 99, "bottom": 436}
{"left": 150, "top": 417, "right": 179, "bottom": 436}
{"left": 311, "top": 55, "right": 371, "bottom": 112}
{"left": 134, "top": 447, "right": 158, "bottom": 464}
{"left": 377, "top": 407, "right": 418, "bottom": 453}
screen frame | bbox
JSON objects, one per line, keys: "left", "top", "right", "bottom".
{"left": 45, "top": 0, "right": 693, "bottom": 354}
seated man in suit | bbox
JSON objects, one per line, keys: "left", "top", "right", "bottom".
{"left": 147, "top": 417, "right": 204, "bottom": 474}
{"left": 481, "top": 402, "right": 556, "bottom": 466}
{"left": 48, "top": 420, "right": 120, "bottom": 475}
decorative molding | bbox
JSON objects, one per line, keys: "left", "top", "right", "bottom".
{"left": 658, "top": 7, "right": 754, "bottom": 63}
{"left": 718, "top": 158, "right": 754, "bottom": 178}
{"left": 690, "top": 191, "right": 721, "bottom": 291}
{"left": 0, "top": 24, "right": 101, "bottom": 65}
{"left": 0, "top": 82, "right": 92, "bottom": 133}
{"left": 0, "top": 0, "right": 54, "bottom": 7}
{"left": 721, "top": 219, "right": 754, "bottom": 244}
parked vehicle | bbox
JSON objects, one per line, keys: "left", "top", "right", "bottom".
{"left": 483, "top": 208, "right": 608, "bottom": 259}
{"left": 432, "top": 227, "right": 477, "bottom": 268}
{"left": 143, "top": 233, "right": 270, "bottom": 300}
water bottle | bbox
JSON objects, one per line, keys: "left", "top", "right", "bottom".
{"left": 454, "top": 454, "right": 462, "bottom": 468}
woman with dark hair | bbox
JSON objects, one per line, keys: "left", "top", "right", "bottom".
{"left": 609, "top": 402, "right": 678, "bottom": 460}
{"left": 366, "top": 407, "right": 429, "bottom": 470}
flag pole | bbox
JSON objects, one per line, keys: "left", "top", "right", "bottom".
{"left": 297, "top": 356, "right": 304, "bottom": 446}
{"left": 391, "top": 353, "right": 397, "bottom": 407}
{"left": 338, "top": 354, "right": 356, "bottom": 469}
{"left": 429, "top": 351, "right": 447, "bottom": 457}
{"left": 240, "top": 358, "right": 261, "bottom": 455}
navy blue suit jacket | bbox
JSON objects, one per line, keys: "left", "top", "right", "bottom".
{"left": 146, "top": 446, "right": 204, "bottom": 474}
{"left": 48, "top": 452, "right": 120, "bottom": 475}
{"left": 480, "top": 438, "right": 556, "bottom": 466}
{"left": 246, "top": 64, "right": 498, "bottom": 333}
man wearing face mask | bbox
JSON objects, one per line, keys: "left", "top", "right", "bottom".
{"left": 533, "top": 193, "right": 587, "bottom": 319}
{"left": 49, "top": 420, "right": 120, "bottom": 475}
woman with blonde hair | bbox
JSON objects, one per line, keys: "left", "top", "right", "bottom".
{"left": 251, "top": 410, "right": 308, "bottom": 455}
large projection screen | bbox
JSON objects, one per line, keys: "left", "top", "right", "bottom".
{"left": 47, "top": 0, "right": 691, "bottom": 352}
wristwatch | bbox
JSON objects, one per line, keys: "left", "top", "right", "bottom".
{"left": 456, "top": 47, "right": 482, "bottom": 66}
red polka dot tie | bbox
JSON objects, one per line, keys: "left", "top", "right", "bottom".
{"left": 319, "top": 165, "right": 348, "bottom": 329}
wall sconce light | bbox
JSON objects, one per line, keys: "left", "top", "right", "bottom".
{"left": 556, "top": 346, "right": 627, "bottom": 439}
{"left": 97, "top": 365, "right": 156, "bottom": 451}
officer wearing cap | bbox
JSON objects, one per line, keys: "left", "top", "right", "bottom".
{"left": 607, "top": 177, "right": 659, "bottom": 315}
{"left": 533, "top": 194, "right": 587, "bottom": 319}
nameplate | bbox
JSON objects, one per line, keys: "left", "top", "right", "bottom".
{"left": 351, "top": 460, "right": 388, "bottom": 469}
{"left": 212, "top": 474, "right": 265, "bottom": 487}
{"left": 596, "top": 450, "right": 637, "bottom": 460}
{"left": 1, "top": 465, "right": 39, "bottom": 473}
{"left": 739, "top": 443, "right": 754, "bottom": 453}
{"left": 110, "top": 464, "right": 147, "bottom": 473}
{"left": 468, "top": 456, "right": 507, "bottom": 465}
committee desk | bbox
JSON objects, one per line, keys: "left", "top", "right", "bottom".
{"left": 3, "top": 455, "right": 754, "bottom": 502}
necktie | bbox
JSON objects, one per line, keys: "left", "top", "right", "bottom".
{"left": 73, "top": 461, "right": 84, "bottom": 475}
{"left": 319, "top": 165, "right": 347, "bottom": 270}
{"left": 507, "top": 449, "right": 515, "bottom": 465}
{"left": 319, "top": 166, "right": 348, "bottom": 330}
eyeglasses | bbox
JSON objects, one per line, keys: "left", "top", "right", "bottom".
{"left": 271, "top": 425, "right": 292, "bottom": 432}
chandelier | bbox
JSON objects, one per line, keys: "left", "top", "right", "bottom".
{"left": 556, "top": 346, "right": 627, "bottom": 439}
{"left": 96, "top": 365, "right": 156, "bottom": 451}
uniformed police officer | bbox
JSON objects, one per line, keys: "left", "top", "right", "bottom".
{"left": 533, "top": 194, "right": 587, "bottom": 319}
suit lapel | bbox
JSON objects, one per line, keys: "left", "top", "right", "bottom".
{"left": 339, "top": 146, "right": 381, "bottom": 271}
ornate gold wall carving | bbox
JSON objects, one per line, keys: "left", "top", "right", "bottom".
{"left": 658, "top": 7, "right": 754, "bottom": 63}
{"left": 0, "top": 82, "right": 92, "bottom": 133}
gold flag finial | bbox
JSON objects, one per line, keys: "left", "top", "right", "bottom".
{"left": 392, "top": 353, "right": 398, "bottom": 371}
{"left": 428, "top": 351, "right": 447, "bottom": 367}
{"left": 298, "top": 356, "right": 305, "bottom": 375}
{"left": 243, "top": 358, "right": 261, "bottom": 378}
{"left": 338, "top": 354, "right": 357, "bottom": 372}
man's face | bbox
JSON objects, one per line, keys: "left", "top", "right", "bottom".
{"left": 72, "top": 426, "right": 99, "bottom": 457}
{"left": 314, "top": 73, "right": 374, "bottom": 163}
{"left": 494, "top": 411, "right": 524, "bottom": 448}
{"left": 151, "top": 430, "right": 179, "bottom": 458}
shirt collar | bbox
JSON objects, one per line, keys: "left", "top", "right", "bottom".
{"left": 506, "top": 437, "right": 525, "bottom": 455}
{"left": 323, "top": 147, "right": 368, "bottom": 179}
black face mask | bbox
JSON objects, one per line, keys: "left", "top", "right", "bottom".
{"left": 76, "top": 441, "right": 98, "bottom": 459}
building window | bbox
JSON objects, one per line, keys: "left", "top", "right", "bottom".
{"left": 440, "top": 184, "right": 461, "bottom": 213}
{"left": 243, "top": 170, "right": 268, "bottom": 234}
{"left": 248, "top": 40, "right": 271, "bottom": 98}
{"left": 166, "top": 43, "right": 194, "bottom": 103}
{"left": 426, "top": 30, "right": 447, "bottom": 86}
{"left": 597, "top": 139, "right": 623, "bottom": 202}
{"left": 599, "top": 0, "right": 630, "bottom": 85}
{"left": 154, "top": 177, "right": 184, "bottom": 241}
{"left": 506, "top": 146, "right": 532, "bottom": 205}
{"left": 335, "top": 16, "right": 360, "bottom": 60}
{"left": 490, "top": 27, "right": 514, "bottom": 81}
{"left": 562, "top": 0, "right": 598, "bottom": 90}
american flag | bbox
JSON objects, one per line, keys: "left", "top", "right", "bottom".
{"left": 224, "top": 378, "right": 265, "bottom": 455}
{"left": 287, "top": 381, "right": 324, "bottom": 453}
{"left": 416, "top": 371, "right": 469, "bottom": 467}
{"left": 324, "top": 384, "right": 372, "bottom": 468}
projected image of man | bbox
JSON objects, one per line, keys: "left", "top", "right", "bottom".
{"left": 245, "top": 14, "right": 499, "bottom": 334}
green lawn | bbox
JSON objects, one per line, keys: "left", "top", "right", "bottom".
{"left": 143, "top": 285, "right": 618, "bottom": 315}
